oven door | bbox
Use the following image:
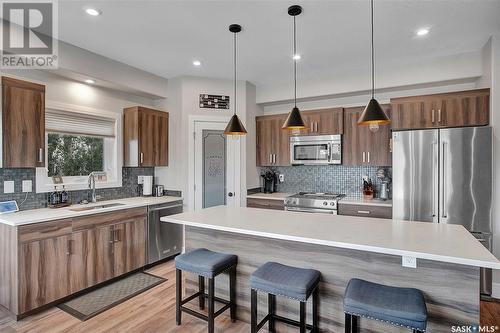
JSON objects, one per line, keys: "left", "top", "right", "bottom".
{"left": 285, "top": 206, "right": 337, "bottom": 215}
{"left": 291, "top": 142, "right": 331, "bottom": 165}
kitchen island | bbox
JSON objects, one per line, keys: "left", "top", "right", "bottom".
{"left": 161, "top": 206, "right": 500, "bottom": 333}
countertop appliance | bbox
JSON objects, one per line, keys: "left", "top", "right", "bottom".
{"left": 285, "top": 192, "right": 345, "bottom": 214}
{"left": 154, "top": 185, "right": 165, "bottom": 197}
{"left": 290, "top": 135, "right": 341, "bottom": 165}
{"left": 261, "top": 170, "right": 278, "bottom": 193}
{"left": 392, "top": 126, "right": 492, "bottom": 295}
{"left": 147, "top": 200, "right": 183, "bottom": 264}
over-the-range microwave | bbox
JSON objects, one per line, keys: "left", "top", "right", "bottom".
{"left": 290, "top": 135, "right": 341, "bottom": 165}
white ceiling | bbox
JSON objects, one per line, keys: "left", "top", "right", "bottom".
{"left": 58, "top": 0, "right": 500, "bottom": 100}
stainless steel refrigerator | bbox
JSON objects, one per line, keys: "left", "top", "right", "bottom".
{"left": 392, "top": 126, "right": 492, "bottom": 295}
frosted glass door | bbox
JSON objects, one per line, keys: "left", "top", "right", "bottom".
{"left": 202, "top": 130, "right": 226, "bottom": 208}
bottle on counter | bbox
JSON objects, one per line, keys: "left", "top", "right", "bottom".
{"left": 50, "top": 186, "right": 60, "bottom": 205}
{"left": 61, "top": 185, "right": 69, "bottom": 204}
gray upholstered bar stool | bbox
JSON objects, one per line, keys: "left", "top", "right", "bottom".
{"left": 175, "top": 248, "right": 237, "bottom": 333}
{"left": 343, "top": 278, "right": 428, "bottom": 333}
{"left": 250, "top": 262, "right": 321, "bottom": 333}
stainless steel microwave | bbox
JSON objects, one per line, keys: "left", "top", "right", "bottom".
{"left": 290, "top": 135, "right": 342, "bottom": 165}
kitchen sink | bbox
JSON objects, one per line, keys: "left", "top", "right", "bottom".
{"left": 69, "top": 203, "right": 126, "bottom": 212}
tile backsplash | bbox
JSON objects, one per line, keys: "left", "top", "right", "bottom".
{"left": 0, "top": 167, "right": 155, "bottom": 211}
{"left": 260, "top": 165, "right": 392, "bottom": 197}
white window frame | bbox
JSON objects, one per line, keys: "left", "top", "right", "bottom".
{"left": 36, "top": 101, "right": 123, "bottom": 193}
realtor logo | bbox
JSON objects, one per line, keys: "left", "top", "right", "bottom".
{"left": 1, "top": 0, "right": 58, "bottom": 68}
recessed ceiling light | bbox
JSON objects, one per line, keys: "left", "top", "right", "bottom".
{"left": 193, "top": 60, "right": 201, "bottom": 66}
{"left": 84, "top": 79, "right": 95, "bottom": 84}
{"left": 416, "top": 28, "right": 430, "bottom": 36}
{"left": 85, "top": 8, "right": 101, "bottom": 16}
{"left": 293, "top": 54, "right": 301, "bottom": 60}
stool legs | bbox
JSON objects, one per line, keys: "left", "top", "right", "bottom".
{"left": 229, "top": 266, "right": 237, "bottom": 322}
{"left": 351, "top": 315, "right": 358, "bottom": 333}
{"left": 207, "top": 278, "right": 215, "bottom": 333}
{"left": 312, "top": 288, "right": 318, "bottom": 331}
{"left": 176, "top": 269, "right": 182, "bottom": 325}
{"left": 299, "top": 301, "right": 307, "bottom": 333}
{"left": 198, "top": 276, "right": 205, "bottom": 310}
{"left": 268, "top": 294, "right": 276, "bottom": 332}
{"left": 251, "top": 289, "right": 258, "bottom": 333}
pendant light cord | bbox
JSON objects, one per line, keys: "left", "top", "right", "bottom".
{"left": 233, "top": 32, "right": 237, "bottom": 116}
{"left": 293, "top": 15, "right": 297, "bottom": 107}
{"left": 371, "top": 0, "right": 375, "bottom": 99}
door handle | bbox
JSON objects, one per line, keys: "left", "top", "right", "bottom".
{"left": 438, "top": 109, "right": 442, "bottom": 123}
{"left": 431, "top": 142, "right": 438, "bottom": 218}
{"left": 431, "top": 109, "right": 435, "bottom": 123}
{"left": 367, "top": 152, "right": 370, "bottom": 163}
{"left": 442, "top": 142, "right": 447, "bottom": 219}
{"left": 38, "top": 148, "right": 43, "bottom": 163}
{"left": 140, "top": 152, "right": 144, "bottom": 164}
{"left": 269, "top": 154, "right": 272, "bottom": 164}
{"left": 66, "top": 239, "right": 72, "bottom": 255}
{"left": 362, "top": 152, "right": 366, "bottom": 163}
{"left": 228, "top": 192, "right": 234, "bottom": 197}
{"left": 273, "top": 154, "right": 276, "bottom": 164}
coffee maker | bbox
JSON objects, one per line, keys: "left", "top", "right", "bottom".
{"left": 261, "top": 171, "right": 278, "bottom": 193}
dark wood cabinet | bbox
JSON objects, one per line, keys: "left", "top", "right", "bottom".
{"left": 256, "top": 114, "right": 290, "bottom": 166}
{"left": 297, "top": 108, "right": 344, "bottom": 135}
{"left": 391, "top": 89, "right": 489, "bottom": 130}
{"left": 338, "top": 203, "right": 392, "bottom": 219}
{"left": 343, "top": 105, "right": 392, "bottom": 166}
{"left": 124, "top": 106, "right": 169, "bottom": 167}
{"left": 112, "top": 217, "right": 146, "bottom": 277}
{"left": 247, "top": 198, "right": 285, "bottom": 210}
{"left": 2, "top": 76, "right": 45, "bottom": 168}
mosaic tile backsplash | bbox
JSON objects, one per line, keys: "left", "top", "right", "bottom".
{"left": 260, "top": 165, "right": 392, "bottom": 197}
{"left": 0, "top": 167, "right": 155, "bottom": 211}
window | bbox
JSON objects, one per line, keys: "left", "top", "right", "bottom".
{"left": 47, "top": 133, "right": 104, "bottom": 177}
{"left": 36, "top": 103, "right": 122, "bottom": 193}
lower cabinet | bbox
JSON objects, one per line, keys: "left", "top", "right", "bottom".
{"left": 247, "top": 198, "right": 285, "bottom": 210}
{"left": 338, "top": 203, "right": 392, "bottom": 219}
{"left": 16, "top": 208, "right": 147, "bottom": 314}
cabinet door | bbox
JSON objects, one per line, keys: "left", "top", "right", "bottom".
{"left": 139, "top": 110, "right": 156, "bottom": 166}
{"left": 343, "top": 107, "right": 370, "bottom": 165}
{"left": 274, "top": 115, "right": 290, "bottom": 166}
{"left": 154, "top": 112, "right": 169, "bottom": 166}
{"left": 19, "top": 235, "right": 71, "bottom": 313}
{"left": 85, "top": 225, "right": 114, "bottom": 285}
{"left": 316, "top": 108, "right": 343, "bottom": 135}
{"left": 366, "top": 107, "right": 392, "bottom": 166}
{"left": 112, "top": 217, "right": 146, "bottom": 277}
{"left": 391, "top": 99, "right": 434, "bottom": 130}
{"left": 256, "top": 117, "right": 274, "bottom": 166}
{"left": 441, "top": 91, "right": 489, "bottom": 127}
{"left": 2, "top": 77, "right": 45, "bottom": 167}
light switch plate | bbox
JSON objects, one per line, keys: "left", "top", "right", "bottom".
{"left": 4, "top": 181, "right": 14, "bottom": 194}
{"left": 137, "top": 175, "right": 144, "bottom": 184}
{"left": 402, "top": 256, "right": 417, "bottom": 268}
{"left": 22, "top": 180, "right": 32, "bottom": 193}
{"left": 279, "top": 174, "right": 284, "bottom": 182}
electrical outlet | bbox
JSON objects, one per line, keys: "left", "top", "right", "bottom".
{"left": 402, "top": 256, "right": 417, "bottom": 268}
{"left": 279, "top": 174, "right": 284, "bottom": 182}
{"left": 22, "top": 180, "right": 32, "bottom": 193}
{"left": 3, "top": 181, "right": 14, "bottom": 194}
{"left": 137, "top": 175, "right": 144, "bottom": 184}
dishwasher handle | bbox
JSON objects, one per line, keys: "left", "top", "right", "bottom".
{"left": 148, "top": 203, "right": 184, "bottom": 212}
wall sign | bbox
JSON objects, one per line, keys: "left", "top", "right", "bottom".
{"left": 199, "top": 94, "right": 229, "bottom": 109}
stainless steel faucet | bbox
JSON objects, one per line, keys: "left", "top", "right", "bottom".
{"left": 88, "top": 172, "right": 97, "bottom": 203}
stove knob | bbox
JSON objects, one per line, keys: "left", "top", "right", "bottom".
{"left": 323, "top": 201, "right": 328, "bottom": 206}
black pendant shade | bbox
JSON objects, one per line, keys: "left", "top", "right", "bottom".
{"left": 224, "top": 23, "right": 247, "bottom": 136}
{"left": 224, "top": 113, "right": 247, "bottom": 135}
{"left": 358, "top": 98, "right": 390, "bottom": 125}
{"left": 282, "top": 5, "right": 307, "bottom": 130}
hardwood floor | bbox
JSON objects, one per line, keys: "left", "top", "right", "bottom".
{"left": 0, "top": 259, "right": 498, "bottom": 333}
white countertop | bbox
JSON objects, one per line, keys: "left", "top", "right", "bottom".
{"left": 161, "top": 206, "right": 500, "bottom": 269}
{"left": 340, "top": 196, "right": 392, "bottom": 207}
{"left": 0, "top": 196, "right": 183, "bottom": 226}
{"left": 246, "top": 192, "right": 291, "bottom": 201}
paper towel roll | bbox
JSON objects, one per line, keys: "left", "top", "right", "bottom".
{"left": 143, "top": 176, "right": 153, "bottom": 196}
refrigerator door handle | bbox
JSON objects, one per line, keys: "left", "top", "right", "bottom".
{"left": 441, "top": 141, "right": 448, "bottom": 219}
{"left": 432, "top": 141, "right": 439, "bottom": 219}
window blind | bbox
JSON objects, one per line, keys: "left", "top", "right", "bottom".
{"left": 46, "top": 109, "right": 116, "bottom": 137}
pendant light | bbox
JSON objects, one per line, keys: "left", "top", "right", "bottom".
{"left": 224, "top": 24, "right": 247, "bottom": 136}
{"left": 282, "top": 5, "right": 307, "bottom": 130}
{"left": 357, "top": 0, "right": 390, "bottom": 132}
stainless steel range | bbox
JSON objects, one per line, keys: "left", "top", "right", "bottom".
{"left": 285, "top": 192, "right": 345, "bottom": 214}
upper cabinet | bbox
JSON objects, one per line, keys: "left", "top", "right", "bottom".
{"left": 256, "top": 114, "right": 290, "bottom": 167}
{"left": 343, "top": 105, "right": 392, "bottom": 166}
{"left": 2, "top": 76, "right": 46, "bottom": 168}
{"left": 123, "top": 106, "right": 169, "bottom": 167}
{"left": 391, "top": 89, "right": 489, "bottom": 130}
{"left": 297, "top": 108, "right": 344, "bottom": 136}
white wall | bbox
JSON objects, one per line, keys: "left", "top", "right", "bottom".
{"left": 245, "top": 82, "right": 263, "bottom": 190}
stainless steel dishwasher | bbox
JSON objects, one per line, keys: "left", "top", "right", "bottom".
{"left": 147, "top": 201, "right": 183, "bottom": 264}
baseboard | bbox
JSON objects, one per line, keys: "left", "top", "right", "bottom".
{"left": 492, "top": 282, "right": 500, "bottom": 299}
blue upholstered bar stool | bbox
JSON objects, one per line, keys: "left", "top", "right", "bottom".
{"left": 343, "top": 278, "right": 428, "bottom": 333}
{"left": 175, "top": 248, "right": 238, "bottom": 333}
{"left": 250, "top": 262, "right": 321, "bottom": 333}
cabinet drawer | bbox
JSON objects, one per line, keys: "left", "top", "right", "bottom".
{"left": 19, "top": 219, "right": 73, "bottom": 243}
{"left": 72, "top": 207, "right": 147, "bottom": 231}
{"left": 338, "top": 204, "right": 392, "bottom": 219}
{"left": 247, "top": 198, "right": 284, "bottom": 210}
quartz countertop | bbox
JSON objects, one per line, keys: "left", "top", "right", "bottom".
{"left": 339, "top": 196, "right": 392, "bottom": 207}
{"left": 246, "top": 192, "right": 291, "bottom": 201}
{"left": 0, "top": 196, "right": 183, "bottom": 226}
{"left": 161, "top": 206, "right": 500, "bottom": 269}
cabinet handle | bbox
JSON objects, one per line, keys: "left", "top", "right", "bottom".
{"left": 367, "top": 151, "right": 370, "bottom": 163}
{"left": 110, "top": 229, "right": 115, "bottom": 244}
{"left": 362, "top": 152, "right": 366, "bottom": 163}
{"left": 273, "top": 154, "right": 276, "bottom": 164}
{"left": 438, "top": 109, "right": 442, "bottom": 123}
{"left": 66, "top": 239, "right": 72, "bottom": 255}
{"left": 269, "top": 154, "right": 272, "bottom": 164}
{"left": 357, "top": 210, "right": 371, "bottom": 214}
{"left": 315, "top": 122, "right": 318, "bottom": 132}
{"left": 140, "top": 153, "right": 144, "bottom": 164}
{"left": 310, "top": 122, "right": 313, "bottom": 132}
{"left": 431, "top": 109, "right": 435, "bottom": 123}
{"left": 38, "top": 148, "right": 43, "bottom": 163}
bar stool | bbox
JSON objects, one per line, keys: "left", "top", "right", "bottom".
{"left": 343, "top": 278, "right": 428, "bottom": 333}
{"left": 250, "top": 262, "right": 321, "bottom": 333}
{"left": 175, "top": 248, "right": 238, "bottom": 333}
